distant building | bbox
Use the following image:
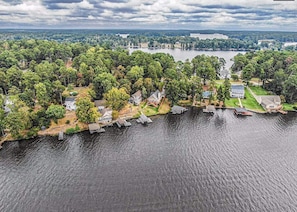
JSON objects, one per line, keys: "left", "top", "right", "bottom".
{"left": 130, "top": 90, "right": 142, "bottom": 105}
{"left": 147, "top": 89, "right": 165, "bottom": 107}
{"left": 231, "top": 85, "right": 245, "bottom": 98}
{"left": 190, "top": 33, "right": 228, "bottom": 40}
{"left": 64, "top": 97, "right": 76, "bottom": 111}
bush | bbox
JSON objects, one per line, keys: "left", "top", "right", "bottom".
{"left": 65, "top": 125, "right": 80, "bottom": 135}
{"left": 65, "top": 120, "right": 70, "bottom": 124}
{"left": 231, "top": 74, "right": 239, "bottom": 81}
{"left": 26, "top": 127, "right": 39, "bottom": 138}
{"left": 112, "top": 110, "right": 119, "bottom": 120}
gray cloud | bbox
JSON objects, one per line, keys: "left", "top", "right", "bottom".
{"left": 0, "top": 0, "right": 296, "bottom": 31}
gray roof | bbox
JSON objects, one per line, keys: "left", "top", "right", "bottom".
{"left": 235, "top": 107, "right": 248, "bottom": 113}
{"left": 231, "top": 84, "right": 244, "bottom": 92}
{"left": 94, "top": 100, "right": 106, "bottom": 107}
{"left": 65, "top": 96, "right": 76, "bottom": 102}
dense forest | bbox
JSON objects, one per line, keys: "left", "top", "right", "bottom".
{"left": 0, "top": 39, "right": 229, "bottom": 139}
{"left": 231, "top": 51, "right": 297, "bottom": 103}
{"left": 1, "top": 29, "right": 296, "bottom": 51}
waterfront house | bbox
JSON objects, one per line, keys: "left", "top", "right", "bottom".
{"left": 99, "top": 108, "right": 113, "bottom": 124}
{"left": 259, "top": 95, "right": 282, "bottom": 112}
{"left": 147, "top": 89, "right": 165, "bottom": 107}
{"left": 94, "top": 100, "right": 106, "bottom": 111}
{"left": 231, "top": 84, "right": 245, "bottom": 98}
{"left": 88, "top": 123, "right": 105, "bottom": 134}
{"left": 64, "top": 97, "right": 76, "bottom": 111}
{"left": 130, "top": 90, "right": 142, "bottom": 105}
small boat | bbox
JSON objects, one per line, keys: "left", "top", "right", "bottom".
{"left": 58, "top": 131, "right": 64, "bottom": 140}
{"left": 234, "top": 108, "right": 253, "bottom": 116}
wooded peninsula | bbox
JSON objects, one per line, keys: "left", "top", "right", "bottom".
{"left": 0, "top": 31, "right": 297, "bottom": 143}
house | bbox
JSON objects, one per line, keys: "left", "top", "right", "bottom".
{"left": 231, "top": 84, "right": 245, "bottom": 98}
{"left": 64, "top": 97, "right": 76, "bottom": 111}
{"left": 88, "top": 123, "right": 105, "bottom": 134}
{"left": 99, "top": 108, "right": 113, "bottom": 124}
{"left": 147, "top": 89, "right": 165, "bottom": 107}
{"left": 130, "top": 90, "right": 142, "bottom": 105}
{"left": 259, "top": 95, "right": 282, "bottom": 112}
{"left": 94, "top": 100, "right": 106, "bottom": 111}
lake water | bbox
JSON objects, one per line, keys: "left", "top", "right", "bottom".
{"left": 129, "top": 48, "right": 245, "bottom": 71}
{"left": 1, "top": 109, "right": 297, "bottom": 211}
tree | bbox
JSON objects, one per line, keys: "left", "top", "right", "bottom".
{"left": 35, "top": 82, "right": 50, "bottom": 107}
{"left": 0, "top": 95, "right": 5, "bottom": 136}
{"left": 223, "top": 78, "right": 231, "bottom": 100}
{"left": 217, "top": 86, "right": 225, "bottom": 102}
{"left": 104, "top": 87, "right": 130, "bottom": 111}
{"left": 126, "top": 65, "right": 144, "bottom": 83}
{"left": 241, "top": 63, "right": 255, "bottom": 85}
{"left": 46, "top": 104, "right": 66, "bottom": 122}
{"left": 165, "top": 80, "right": 181, "bottom": 105}
{"left": 75, "top": 97, "right": 100, "bottom": 123}
{"left": 93, "top": 73, "right": 118, "bottom": 99}
{"left": 5, "top": 108, "right": 31, "bottom": 138}
{"left": 283, "top": 75, "right": 297, "bottom": 103}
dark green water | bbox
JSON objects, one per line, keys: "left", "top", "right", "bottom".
{"left": 1, "top": 109, "right": 297, "bottom": 211}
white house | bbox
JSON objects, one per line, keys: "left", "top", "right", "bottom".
{"left": 230, "top": 84, "right": 245, "bottom": 98}
{"left": 64, "top": 97, "right": 76, "bottom": 111}
{"left": 130, "top": 90, "right": 142, "bottom": 105}
{"left": 99, "top": 108, "right": 113, "bottom": 124}
{"left": 259, "top": 95, "right": 282, "bottom": 112}
{"left": 147, "top": 89, "right": 165, "bottom": 107}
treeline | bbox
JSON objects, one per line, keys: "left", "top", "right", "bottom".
{"left": 231, "top": 50, "right": 297, "bottom": 103}
{"left": 0, "top": 39, "right": 228, "bottom": 139}
{"left": 1, "top": 29, "right": 297, "bottom": 51}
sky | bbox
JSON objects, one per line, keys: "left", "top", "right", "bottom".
{"left": 0, "top": 0, "right": 296, "bottom": 31}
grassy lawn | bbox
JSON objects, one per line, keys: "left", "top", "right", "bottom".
{"left": 241, "top": 88, "right": 265, "bottom": 111}
{"left": 142, "top": 105, "right": 159, "bottom": 116}
{"left": 283, "top": 103, "right": 297, "bottom": 111}
{"left": 158, "top": 98, "right": 171, "bottom": 114}
{"left": 249, "top": 86, "right": 269, "bottom": 95}
{"left": 225, "top": 98, "right": 239, "bottom": 108}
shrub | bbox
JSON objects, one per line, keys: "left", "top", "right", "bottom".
{"left": 65, "top": 120, "right": 70, "bottom": 124}
{"left": 65, "top": 124, "right": 80, "bottom": 135}
{"left": 112, "top": 110, "right": 119, "bottom": 120}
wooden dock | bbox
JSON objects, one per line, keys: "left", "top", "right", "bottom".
{"left": 203, "top": 105, "right": 216, "bottom": 114}
{"left": 171, "top": 105, "right": 188, "bottom": 114}
{"left": 116, "top": 119, "right": 132, "bottom": 128}
{"left": 58, "top": 131, "right": 64, "bottom": 140}
{"left": 136, "top": 114, "right": 152, "bottom": 124}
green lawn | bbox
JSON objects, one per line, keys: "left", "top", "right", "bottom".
{"left": 283, "top": 103, "right": 297, "bottom": 111}
{"left": 249, "top": 86, "right": 269, "bottom": 95}
{"left": 225, "top": 98, "right": 239, "bottom": 108}
{"left": 241, "top": 88, "right": 265, "bottom": 111}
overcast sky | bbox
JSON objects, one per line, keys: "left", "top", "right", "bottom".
{"left": 0, "top": 0, "right": 296, "bottom": 31}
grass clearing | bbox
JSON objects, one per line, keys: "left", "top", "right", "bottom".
{"left": 283, "top": 103, "right": 297, "bottom": 111}
{"left": 225, "top": 98, "right": 239, "bottom": 108}
{"left": 249, "top": 86, "right": 269, "bottom": 95}
{"left": 241, "top": 88, "right": 265, "bottom": 111}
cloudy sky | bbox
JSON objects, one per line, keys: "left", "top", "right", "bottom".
{"left": 0, "top": 0, "right": 296, "bottom": 31}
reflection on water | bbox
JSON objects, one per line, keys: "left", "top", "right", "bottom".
{"left": 1, "top": 109, "right": 297, "bottom": 211}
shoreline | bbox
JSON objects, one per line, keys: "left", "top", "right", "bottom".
{"left": 1, "top": 106, "right": 293, "bottom": 146}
